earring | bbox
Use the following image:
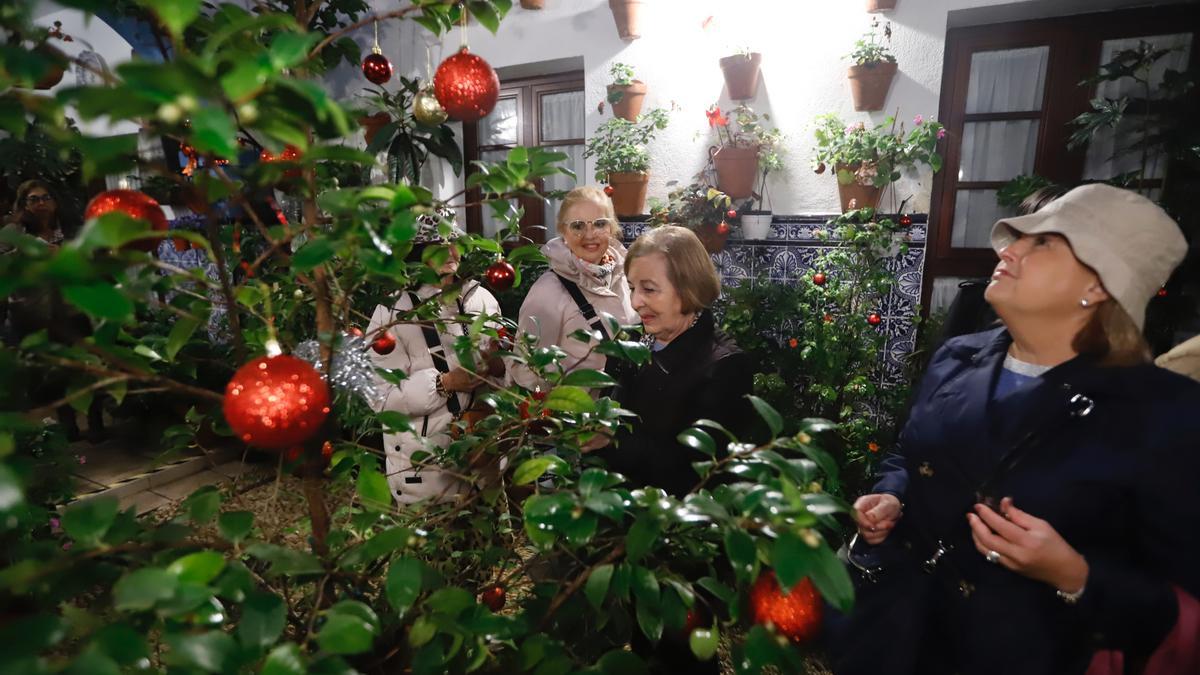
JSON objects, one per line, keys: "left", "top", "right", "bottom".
{"left": 1080, "top": 299, "right": 1090, "bottom": 308}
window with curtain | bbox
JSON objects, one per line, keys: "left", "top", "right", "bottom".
{"left": 463, "top": 71, "right": 585, "bottom": 241}
{"left": 925, "top": 6, "right": 1197, "bottom": 312}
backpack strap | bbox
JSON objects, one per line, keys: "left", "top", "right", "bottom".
{"left": 409, "top": 292, "right": 461, "bottom": 416}
{"left": 555, "top": 274, "right": 610, "bottom": 341}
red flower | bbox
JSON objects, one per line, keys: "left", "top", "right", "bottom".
{"left": 788, "top": 338, "right": 799, "bottom": 349}
{"left": 867, "top": 442, "right": 880, "bottom": 453}
{"left": 706, "top": 105, "right": 728, "bottom": 128}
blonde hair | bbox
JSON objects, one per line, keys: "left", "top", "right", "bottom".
{"left": 625, "top": 225, "right": 720, "bottom": 315}
{"left": 556, "top": 186, "right": 620, "bottom": 237}
{"left": 1073, "top": 300, "right": 1152, "bottom": 366}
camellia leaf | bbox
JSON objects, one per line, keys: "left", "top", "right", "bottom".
{"left": 188, "top": 107, "right": 238, "bottom": 159}
{"left": 291, "top": 237, "right": 337, "bottom": 272}
{"left": 238, "top": 591, "right": 287, "bottom": 650}
{"left": 585, "top": 563, "right": 614, "bottom": 610}
{"left": 512, "top": 456, "right": 568, "bottom": 485}
{"left": 62, "top": 496, "right": 119, "bottom": 545}
{"left": 677, "top": 428, "right": 715, "bottom": 457}
{"left": 217, "top": 511, "right": 254, "bottom": 542}
{"left": 748, "top": 395, "right": 783, "bottom": 437}
{"left": 560, "top": 369, "right": 617, "bottom": 388}
{"left": 356, "top": 467, "right": 392, "bottom": 512}
{"left": 316, "top": 614, "right": 376, "bottom": 655}
{"left": 167, "top": 551, "right": 227, "bottom": 585}
{"left": 62, "top": 284, "right": 134, "bottom": 323}
{"left": 163, "top": 631, "right": 235, "bottom": 672}
{"left": 624, "top": 514, "right": 660, "bottom": 564}
{"left": 260, "top": 643, "right": 306, "bottom": 675}
{"left": 543, "top": 385, "right": 595, "bottom": 413}
{"left": 385, "top": 557, "right": 424, "bottom": 613}
{"left": 144, "top": 0, "right": 204, "bottom": 39}
{"left": 113, "top": 568, "right": 178, "bottom": 611}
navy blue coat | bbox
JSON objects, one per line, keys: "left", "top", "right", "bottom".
{"left": 829, "top": 328, "right": 1200, "bottom": 675}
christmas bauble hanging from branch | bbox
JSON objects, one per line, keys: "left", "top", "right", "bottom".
{"left": 434, "top": 47, "right": 500, "bottom": 123}
{"left": 485, "top": 260, "right": 516, "bottom": 292}
{"left": 413, "top": 86, "right": 449, "bottom": 126}
{"left": 223, "top": 354, "right": 331, "bottom": 450}
{"left": 84, "top": 189, "right": 169, "bottom": 252}
{"left": 362, "top": 48, "right": 393, "bottom": 86}
{"left": 749, "top": 570, "right": 822, "bottom": 644}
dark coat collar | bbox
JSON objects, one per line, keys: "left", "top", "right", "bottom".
{"left": 648, "top": 309, "right": 717, "bottom": 373}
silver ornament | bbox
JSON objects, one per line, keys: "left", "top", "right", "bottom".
{"left": 295, "top": 334, "right": 382, "bottom": 408}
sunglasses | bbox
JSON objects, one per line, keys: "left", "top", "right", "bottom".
{"left": 566, "top": 218, "right": 614, "bottom": 235}
{"left": 26, "top": 194, "right": 54, "bottom": 205}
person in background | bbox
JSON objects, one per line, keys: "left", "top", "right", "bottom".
{"left": 366, "top": 216, "right": 501, "bottom": 504}
{"left": 828, "top": 184, "right": 1200, "bottom": 675}
{"left": 2, "top": 180, "right": 102, "bottom": 441}
{"left": 509, "top": 186, "right": 637, "bottom": 393}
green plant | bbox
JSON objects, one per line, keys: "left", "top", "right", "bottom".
{"left": 606, "top": 62, "right": 637, "bottom": 105}
{"left": 360, "top": 76, "right": 463, "bottom": 184}
{"left": 721, "top": 105, "right": 785, "bottom": 211}
{"left": 647, "top": 181, "right": 732, "bottom": 232}
{"left": 583, "top": 108, "right": 670, "bottom": 180}
{"left": 0, "top": 2, "right": 856, "bottom": 673}
{"left": 996, "top": 174, "right": 1054, "bottom": 209}
{"left": 847, "top": 17, "right": 895, "bottom": 66}
{"left": 717, "top": 207, "right": 915, "bottom": 495}
{"left": 812, "top": 113, "right": 945, "bottom": 188}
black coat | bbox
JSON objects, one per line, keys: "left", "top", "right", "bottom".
{"left": 602, "top": 310, "right": 753, "bottom": 497}
{"left": 829, "top": 327, "right": 1200, "bottom": 675}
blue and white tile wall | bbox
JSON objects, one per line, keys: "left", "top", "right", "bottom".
{"left": 621, "top": 215, "right": 928, "bottom": 389}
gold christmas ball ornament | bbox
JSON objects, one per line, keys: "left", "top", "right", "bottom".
{"left": 414, "top": 87, "right": 449, "bottom": 126}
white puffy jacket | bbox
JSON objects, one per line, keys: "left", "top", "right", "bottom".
{"left": 367, "top": 282, "right": 500, "bottom": 504}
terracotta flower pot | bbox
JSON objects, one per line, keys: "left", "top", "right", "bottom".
{"left": 710, "top": 145, "right": 760, "bottom": 200}
{"left": 521, "top": 0, "right": 545, "bottom": 8}
{"left": 719, "top": 52, "right": 763, "bottom": 101}
{"left": 608, "top": 0, "right": 643, "bottom": 41}
{"left": 834, "top": 163, "right": 884, "bottom": 213}
{"left": 695, "top": 223, "right": 731, "bottom": 255}
{"left": 607, "top": 81, "right": 647, "bottom": 121}
{"left": 33, "top": 43, "right": 66, "bottom": 90}
{"left": 867, "top": 0, "right": 898, "bottom": 11}
{"left": 607, "top": 172, "right": 649, "bottom": 216}
{"left": 848, "top": 61, "right": 898, "bottom": 112}
{"left": 358, "top": 112, "right": 392, "bottom": 145}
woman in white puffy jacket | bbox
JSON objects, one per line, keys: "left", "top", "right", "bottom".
{"left": 367, "top": 221, "right": 500, "bottom": 504}
{"left": 508, "top": 186, "right": 637, "bottom": 392}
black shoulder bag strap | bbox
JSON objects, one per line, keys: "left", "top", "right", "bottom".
{"left": 409, "top": 292, "right": 461, "bottom": 417}
{"left": 555, "top": 274, "right": 610, "bottom": 341}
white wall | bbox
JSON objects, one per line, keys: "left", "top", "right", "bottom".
{"left": 325, "top": 0, "right": 1060, "bottom": 215}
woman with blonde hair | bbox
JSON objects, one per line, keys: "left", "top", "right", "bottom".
{"left": 829, "top": 184, "right": 1200, "bottom": 674}
{"left": 509, "top": 186, "right": 636, "bottom": 391}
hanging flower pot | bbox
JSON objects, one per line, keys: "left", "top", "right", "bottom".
{"left": 847, "top": 61, "right": 897, "bottom": 112}
{"left": 710, "top": 145, "right": 760, "bottom": 200}
{"left": 521, "top": 0, "right": 545, "bottom": 8}
{"left": 607, "top": 80, "right": 647, "bottom": 121}
{"left": 834, "top": 163, "right": 884, "bottom": 213}
{"left": 607, "top": 172, "right": 649, "bottom": 216}
{"left": 33, "top": 43, "right": 66, "bottom": 90}
{"left": 719, "top": 52, "right": 762, "bottom": 101}
{"left": 358, "top": 111, "right": 391, "bottom": 146}
{"left": 867, "top": 0, "right": 898, "bottom": 11}
{"left": 608, "top": 0, "right": 644, "bottom": 41}
{"left": 695, "top": 222, "right": 731, "bottom": 254}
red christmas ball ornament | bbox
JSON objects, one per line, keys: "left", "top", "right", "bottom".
{"left": 84, "top": 190, "right": 168, "bottom": 252}
{"left": 717, "top": 221, "right": 731, "bottom": 235}
{"left": 259, "top": 148, "right": 275, "bottom": 163}
{"left": 899, "top": 214, "right": 913, "bottom": 227}
{"left": 1157, "top": 287, "right": 1168, "bottom": 298}
{"left": 726, "top": 209, "right": 738, "bottom": 219}
{"left": 812, "top": 272, "right": 826, "bottom": 286}
{"left": 603, "top": 185, "right": 615, "bottom": 197}
{"left": 434, "top": 48, "right": 500, "bottom": 123}
{"left": 280, "top": 145, "right": 301, "bottom": 162}
{"left": 750, "top": 570, "right": 822, "bottom": 643}
{"left": 321, "top": 440, "right": 334, "bottom": 458}
{"left": 223, "top": 355, "right": 331, "bottom": 450}
{"left": 823, "top": 313, "right": 834, "bottom": 324}
{"left": 361, "top": 49, "right": 393, "bottom": 85}
{"left": 485, "top": 260, "right": 516, "bottom": 292}
{"left": 867, "top": 312, "right": 882, "bottom": 326}
{"left": 371, "top": 331, "right": 397, "bottom": 355}
{"left": 480, "top": 584, "right": 506, "bottom": 612}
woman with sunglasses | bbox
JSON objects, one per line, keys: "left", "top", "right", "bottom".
{"left": 510, "top": 186, "right": 636, "bottom": 392}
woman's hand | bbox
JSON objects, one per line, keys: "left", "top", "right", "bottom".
{"left": 441, "top": 368, "right": 483, "bottom": 393}
{"left": 852, "top": 493, "right": 902, "bottom": 545}
{"left": 967, "top": 497, "right": 1089, "bottom": 593}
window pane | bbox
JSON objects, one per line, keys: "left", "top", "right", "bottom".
{"left": 540, "top": 90, "right": 584, "bottom": 142}
{"left": 1083, "top": 33, "right": 1192, "bottom": 181}
{"left": 952, "top": 190, "right": 1014, "bottom": 249}
{"left": 480, "top": 149, "right": 519, "bottom": 237}
{"left": 479, "top": 97, "right": 518, "bottom": 146}
{"left": 958, "top": 120, "right": 1038, "bottom": 182}
{"left": 541, "top": 144, "right": 586, "bottom": 226}
{"left": 965, "top": 46, "right": 1049, "bottom": 114}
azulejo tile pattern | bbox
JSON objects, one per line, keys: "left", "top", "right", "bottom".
{"left": 620, "top": 215, "right": 928, "bottom": 387}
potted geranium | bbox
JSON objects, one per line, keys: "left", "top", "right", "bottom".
{"left": 606, "top": 62, "right": 647, "bottom": 121}
{"left": 847, "top": 18, "right": 897, "bottom": 112}
{"left": 812, "top": 112, "right": 945, "bottom": 213}
{"left": 583, "top": 107, "right": 669, "bottom": 216}
{"left": 648, "top": 181, "right": 734, "bottom": 254}
{"left": 733, "top": 107, "right": 784, "bottom": 239}
{"left": 719, "top": 47, "right": 762, "bottom": 100}
{"left": 706, "top": 103, "right": 780, "bottom": 201}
